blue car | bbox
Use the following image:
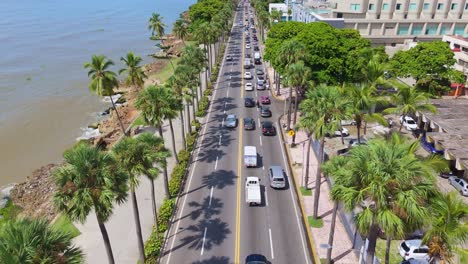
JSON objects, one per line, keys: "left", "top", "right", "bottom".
{"left": 420, "top": 135, "right": 444, "bottom": 155}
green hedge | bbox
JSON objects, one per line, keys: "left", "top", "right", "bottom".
{"left": 203, "top": 88, "right": 213, "bottom": 97}
{"left": 144, "top": 198, "right": 175, "bottom": 261}
{"left": 196, "top": 96, "right": 210, "bottom": 117}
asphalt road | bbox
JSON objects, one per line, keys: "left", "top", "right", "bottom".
{"left": 160, "top": 2, "right": 313, "bottom": 263}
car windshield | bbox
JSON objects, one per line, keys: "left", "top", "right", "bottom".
{"left": 273, "top": 178, "right": 284, "bottom": 182}
{"left": 227, "top": 116, "right": 236, "bottom": 122}
{"left": 263, "top": 122, "right": 272, "bottom": 128}
{"left": 407, "top": 120, "right": 416, "bottom": 124}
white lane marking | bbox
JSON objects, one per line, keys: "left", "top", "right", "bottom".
{"left": 262, "top": 166, "right": 265, "bottom": 171}
{"left": 255, "top": 90, "right": 258, "bottom": 97}
{"left": 214, "top": 156, "right": 219, "bottom": 170}
{"left": 209, "top": 186, "right": 214, "bottom": 206}
{"left": 164, "top": 11, "right": 235, "bottom": 263}
{"left": 201, "top": 227, "right": 208, "bottom": 255}
{"left": 224, "top": 101, "right": 227, "bottom": 109}
{"left": 219, "top": 135, "right": 222, "bottom": 145}
{"left": 227, "top": 86, "right": 230, "bottom": 97}
{"left": 259, "top": 136, "right": 262, "bottom": 146}
{"left": 277, "top": 133, "right": 310, "bottom": 264}
{"left": 258, "top": 118, "right": 261, "bottom": 128}
{"left": 265, "top": 189, "right": 269, "bottom": 206}
{"left": 269, "top": 228, "right": 275, "bottom": 259}
{"left": 221, "top": 119, "right": 224, "bottom": 127}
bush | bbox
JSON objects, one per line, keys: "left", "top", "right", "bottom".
{"left": 203, "top": 88, "right": 213, "bottom": 97}
{"left": 157, "top": 199, "right": 175, "bottom": 233}
{"left": 186, "top": 132, "right": 197, "bottom": 152}
{"left": 144, "top": 229, "right": 163, "bottom": 259}
{"left": 191, "top": 119, "right": 201, "bottom": 131}
{"left": 169, "top": 163, "right": 186, "bottom": 197}
{"left": 177, "top": 149, "right": 190, "bottom": 164}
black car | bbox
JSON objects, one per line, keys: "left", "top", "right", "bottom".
{"left": 256, "top": 69, "right": 264, "bottom": 75}
{"left": 254, "top": 46, "right": 259, "bottom": 51}
{"left": 260, "top": 106, "right": 271, "bottom": 117}
{"left": 226, "top": 55, "right": 233, "bottom": 61}
{"left": 244, "top": 117, "right": 255, "bottom": 130}
{"left": 252, "top": 28, "right": 257, "bottom": 33}
{"left": 244, "top": 97, "right": 255, "bottom": 107}
{"left": 261, "top": 121, "right": 276, "bottom": 136}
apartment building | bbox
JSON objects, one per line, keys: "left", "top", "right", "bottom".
{"left": 443, "top": 34, "right": 468, "bottom": 77}
{"left": 291, "top": 0, "right": 468, "bottom": 44}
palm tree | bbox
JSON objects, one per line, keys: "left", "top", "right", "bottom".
{"left": 119, "top": 52, "right": 147, "bottom": 91}
{"left": 423, "top": 191, "right": 468, "bottom": 263}
{"left": 180, "top": 44, "right": 207, "bottom": 98}
{"left": 173, "top": 19, "right": 188, "bottom": 45}
{"left": 113, "top": 133, "right": 170, "bottom": 263}
{"left": 167, "top": 76, "right": 187, "bottom": 148}
{"left": 285, "top": 60, "right": 310, "bottom": 144}
{"left": 384, "top": 84, "right": 437, "bottom": 132}
{"left": 134, "top": 85, "right": 174, "bottom": 198}
{"left": 163, "top": 85, "right": 182, "bottom": 164}
{"left": 53, "top": 143, "right": 128, "bottom": 264}
{"left": 297, "top": 85, "right": 351, "bottom": 219}
{"left": 173, "top": 64, "right": 196, "bottom": 134}
{"left": 0, "top": 218, "right": 83, "bottom": 263}
{"left": 193, "top": 22, "right": 211, "bottom": 75}
{"left": 148, "top": 13, "right": 166, "bottom": 41}
{"left": 257, "top": 10, "right": 269, "bottom": 42}
{"left": 84, "top": 55, "right": 126, "bottom": 135}
{"left": 270, "top": 9, "right": 282, "bottom": 24}
{"left": 342, "top": 83, "right": 387, "bottom": 143}
{"left": 322, "top": 134, "right": 446, "bottom": 264}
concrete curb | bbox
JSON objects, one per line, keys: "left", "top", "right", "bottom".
{"left": 277, "top": 115, "right": 321, "bottom": 264}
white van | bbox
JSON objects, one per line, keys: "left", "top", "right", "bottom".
{"left": 244, "top": 146, "right": 257, "bottom": 167}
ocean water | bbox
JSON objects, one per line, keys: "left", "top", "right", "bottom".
{"left": 0, "top": 0, "right": 195, "bottom": 186}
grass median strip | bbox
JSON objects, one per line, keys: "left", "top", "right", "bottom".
{"left": 307, "top": 216, "right": 324, "bottom": 228}
{"left": 300, "top": 187, "right": 312, "bottom": 196}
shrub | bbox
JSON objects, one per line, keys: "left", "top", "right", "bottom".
{"left": 169, "top": 163, "right": 186, "bottom": 197}
{"left": 144, "top": 229, "right": 163, "bottom": 259}
{"left": 203, "top": 88, "right": 213, "bottom": 97}
{"left": 157, "top": 199, "right": 175, "bottom": 233}
{"left": 186, "top": 132, "right": 197, "bottom": 152}
{"left": 177, "top": 149, "right": 190, "bottom": 164}
{"left": 191, "top": 119, "right": 201, "bottom": 131}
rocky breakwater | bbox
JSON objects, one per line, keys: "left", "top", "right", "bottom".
{"left": 9, "top": 163, "right": 59, "bottom": 221}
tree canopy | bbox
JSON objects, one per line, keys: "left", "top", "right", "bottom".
{"left": 264, "top": 22, "right": 373, "bottom": 84}
{"left": 188, "top": 0, "right": 224, "bottom": 23}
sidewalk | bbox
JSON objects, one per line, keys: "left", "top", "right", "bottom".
{"left": 73, "top": 68, "right": 209, "bottom": 263}
{"left": 280, "top": 115, "right": 359, "bottom": 264}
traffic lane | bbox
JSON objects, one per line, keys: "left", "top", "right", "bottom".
{"left": 261, "top": 132, "right": 312, "bottom": 264}
{"left": 238, "top": 93, "right": 273, "bottom": 262}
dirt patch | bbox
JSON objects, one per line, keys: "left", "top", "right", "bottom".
{"left": 9, "top": 163, "right": 59, "bottom": 222}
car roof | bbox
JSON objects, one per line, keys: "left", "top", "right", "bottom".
{"left": 261, "top": 95, "right": 269, "bottom": 98}
{"left": 261, "top": 106, "right": 269, "bottom": 110}
{"left": 262, "top": 121, "right": 273, "bottom": 126}
{"left": 245, "top": 97, "right": 254, "bottom": 100}
{"left": 227, "top": 114, "right": 236, "bottom": 118}
{"left": 403, "top": 239, "right": 427, "bottom": 249}
{"left": 244, "top": 117, "right": 253, "bottom": 122}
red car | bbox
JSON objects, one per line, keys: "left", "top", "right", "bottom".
{"left": 260, "top": 95, "right": 270, "bottom": 104}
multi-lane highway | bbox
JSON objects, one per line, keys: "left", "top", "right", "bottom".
{"left": 160, "top": 2, "right": 313, "bottom": 263}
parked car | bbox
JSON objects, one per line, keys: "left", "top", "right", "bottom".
{"left": 260, "top": 106, "right": 271, "bottom": 117}
{"left": 420, "top": 134, "right": 444, "bottom": 154}
{"left": 244, "top": 72, "right": 252, "bottom": 79}
{"left": 256, "top": 69, "right": 264, "bottom": 75}
{"left": 254, "top": 46, "right": 259, "bottom": 51}
{"left": 326, "top": 127, "right": 349, "bottom": 137}
{"left": 224, "top": 114, "right": 237, "bottom": 128}
{"left": 398, "top": 240, "right": 430, "bottom": 261}
{"left": 245, "top": 82, "right": 254, "bottom": 91}
{"left": 244, "top": 97, "right": 255, "bottom": 107}
{"left": 260, "top": 95, "right": 270, "bottom": 104}
{"left": 244, "top": 117, "right": 255, "bottom": 130}
{"left": 261, "top": 121, "right": 276, "bottom": 136}
{"left": 439, "top": 171, "right": 454, "bottom": 179}
{"left": 349, "top": 138, "right": 368, "bottom": 147}
{"left": 245, "top": 43, "right": 251, "bottom": 49}
{"left": 400, "top": 116, "right": 418, "bottom": 130}
{"left": 226, "top": 55, "right": 233, "bottom": 61}
{"left": 448, "top": 176, "right": 468, "bottom": 196}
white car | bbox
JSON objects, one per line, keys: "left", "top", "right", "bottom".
{"left": 244, "top": 72, "right": 252, "bottom": 79}
{"left": 334, "top": 127, "right": 349, "bottom": 136}
{"left": 400, "top": 116, "right": 418, "bottom": 130}
{"left": 245, "top": 82, "right": 254, "bottom": 91}
{"left": 398, "top": 240, "right": 430, "bottom": 261}
{"left": 448, "top": 176, "right": 468, "bottom": 196}
{"left": 245, "top": 43, "right": 251, "bottom": 49}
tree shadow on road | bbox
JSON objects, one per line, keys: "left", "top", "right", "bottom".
{"left": 191, "top": 256, "right": 231, "bottom": 264}
{"left": 173, "top": 196, "right": 223, "bottom": 223}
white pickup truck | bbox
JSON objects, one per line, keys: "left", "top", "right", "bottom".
{"left": 244, "top": 146, "right": 257, "bottom": 168}
{"left": 245, "top": 176, "right": 261, "bottom": 206}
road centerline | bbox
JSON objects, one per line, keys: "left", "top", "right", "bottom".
{"left": 269, "top": 228, "right": 275, "bottom": 259}
{"left": 201, "top": 227, "right": 208, "bottom": 255}
{"left": 209, "top": 186, "right": 214, "bottom": 207}
{"left": 214, "top": 156, "right": 219, "bottom": 170}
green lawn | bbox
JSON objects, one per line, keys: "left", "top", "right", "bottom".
{"left": 0, "top": 200, "right": 20, "bottom": 227}
{"left": 300, "top": 187, "right": 312, "bottom": 196}
{"left": 307, "top": 216, "right": 324, "bottom": 228}
{"left": 130, "top": 115, "right": 146, "bottom": 128}
{"left": 150, "top": 57, "right": 181, "bottom": 84}
{"left": 375, "top": 238, "right": 403, "bottom": 264}
{"left": 52, "top": 214, "right": 81, "bottom": 238}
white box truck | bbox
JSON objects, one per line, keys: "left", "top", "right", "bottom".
{"left": 245, "top": 176, "right": 261, "bottom": 206}
{"left": 243, "top": 58, "right": 251, "bottom": 69}
{"left": 244, "top": 146, "right": 257, "bottom": 167}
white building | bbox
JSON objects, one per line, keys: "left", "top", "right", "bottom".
{"left": 442, "top": 35, "right": 468, "bottom": 78}
{"left": 292, "top": 0, "right": 468, "bottom": 44}
{"left": 269, "top": 3, "right": 293, "bottom": 21}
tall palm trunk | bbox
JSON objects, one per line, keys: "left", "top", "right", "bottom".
{"left": 313, "top": 137, "right": 325, "bottom": 219}
{"left": 204, "top": 67, "right": 209, "bottom": 88}
{"left": 110, "top": 96, "right": 126, "bottom": 136}
{"left": 293, "top": 87, "right": 299, "bottom": 126}
{"left": 357, "top": 120, "right": 362, "bottom": 144}
{"left": 168, "top": 119, "right": 179, "bottom": 164}
{"left": 186, "top": 103, "right": 192, "bottom": 134}
{"left": 287, "top": 86, "right": 292, "bottom": 130}
{"left": 198, "top": 75, "right": 204, "bottom": 97}
{"left": 95, "top": 214, "right": 115, "bottom": 264}
{"left": 194, "top": 88, "right": 199, "bottom": 112}
{"left": 304, "top": 135, "right": 312, "bottom": 188}
{"left": 206, "top": 44, "right": 212, "bottom": 74}
{"left": 179, "top": 109, "right": 186, "bottom": 148}
{"left": 365, "top": 223, "right": 379, "bottom": 264}
{"left": 385, "top": 236, "right": 392, "bottom": 264}
{"left": 326, "top": 201, "right": 339, "bottom": 264}
{"left": 192, "top": 97, "right": 197, "bottom": 121}
{"left": 149, "top": 178, "right": 158, "bottom": 229}
{"left": 131, "top": 190, "right": 146, "bottom": 263}
{"left": 399, "top": 114, "right": 405, "bottom": 132}
{"left": 158, "top": 126, "right": 170, "bottom": 198}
